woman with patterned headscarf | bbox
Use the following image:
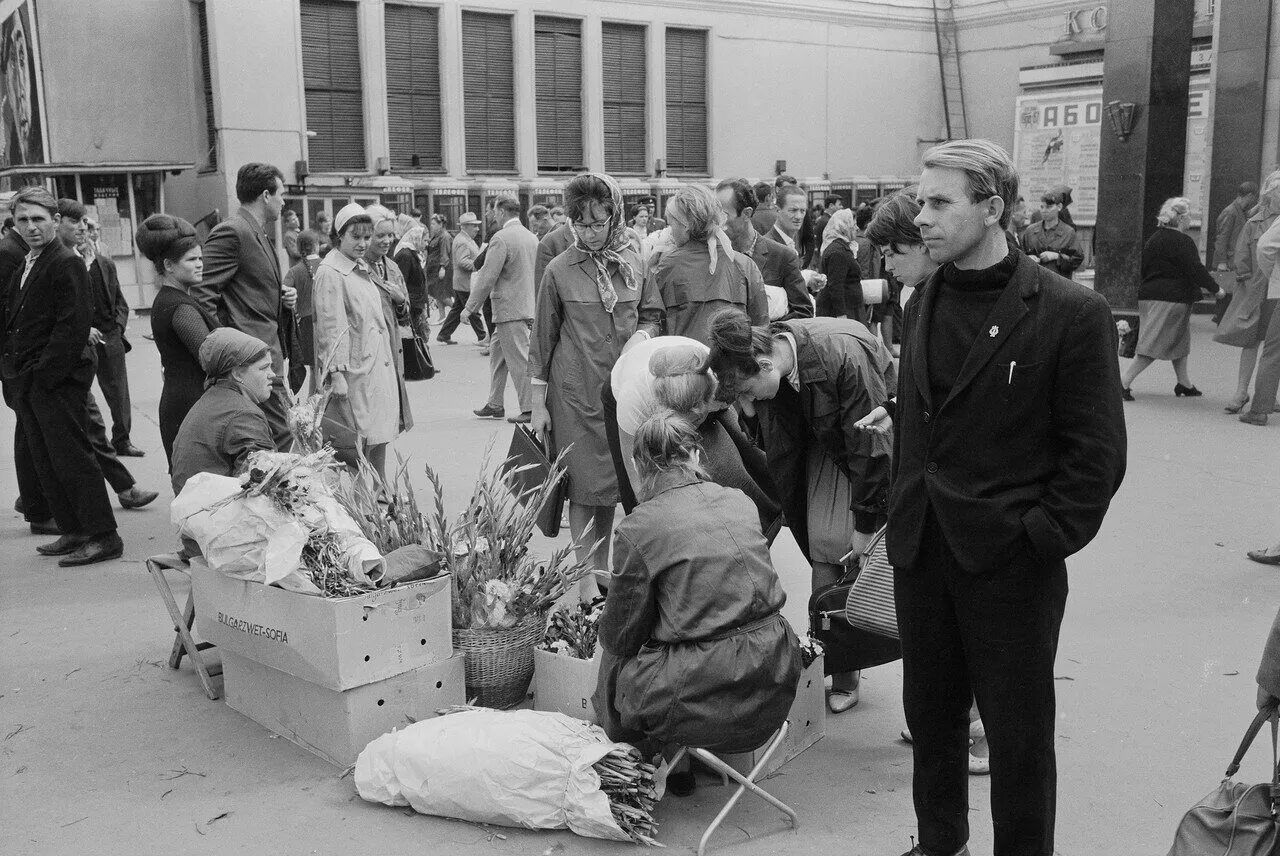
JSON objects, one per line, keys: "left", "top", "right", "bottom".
{"left": 817, "top": 208, "right": 863, "bottom": 320}
{"left": 649, "top": 184, "right": 769, "bottom": 345}
{"left": 530, "top": 173, "right": 665, "bottom": 600}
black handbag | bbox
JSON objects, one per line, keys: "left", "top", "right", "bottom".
{"left": 808, "top": 543, "right": 901, "bottom": 677}
{"left": 502, "top": 425, "right": 566, "bottom": 538}
{"left": 402, "top": 330, "right": 435, "bottom": 381}
{"left": 1166, "top": 704, "right": 1280, "bottom": 855}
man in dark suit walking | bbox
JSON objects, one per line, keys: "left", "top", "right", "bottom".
{"left": 192, "top": 162, "right": 296, "bottom": 448}
{"left": 0, "top": 187, "right": 122, "bottom": 565}
{"left": 888, "top": 140, "right": 1127, "bottom": 856}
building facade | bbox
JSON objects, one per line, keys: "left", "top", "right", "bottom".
{"left": 2, "top": 0, "right": 1274, "bottom": 306}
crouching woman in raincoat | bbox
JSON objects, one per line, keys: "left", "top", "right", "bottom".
{"left": 593, "top": 410, "right": 800, "bottom": 796}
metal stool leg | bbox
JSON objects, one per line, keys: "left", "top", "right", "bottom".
{"left": 146, "top": 558, "right": 220, "bottom": 701}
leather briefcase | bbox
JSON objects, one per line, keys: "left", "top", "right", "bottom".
{"left": 808, "top": 533, "right": 901, "bottom": 677}
{"left": 502, "top": 425, "right": 566, "bottom": 538}
{"left": 1166, "top": 704, "right": 1280, "bottom": 856}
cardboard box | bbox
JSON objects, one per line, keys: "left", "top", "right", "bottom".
{"left": 191, "top": 559, "right": 452, "bottom": 691}
{"left": 221, "top": 650, "right": 465, "bottom": 767}
{"left": 532, "top": 648, "right": 600, "bottom": 724}
{"left": 723, "top": 655, "right": 825, "bottom": 779}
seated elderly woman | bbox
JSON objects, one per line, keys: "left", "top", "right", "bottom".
{"left": 592, "top": 410, "right": 801, "bottom": 797}
{"left": 170, "top": 328, "right": 277, "bottom": 496}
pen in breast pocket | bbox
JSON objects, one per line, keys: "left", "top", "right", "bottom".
{"left": 1008, "top": 361, "right": 1017, "bottom": 384}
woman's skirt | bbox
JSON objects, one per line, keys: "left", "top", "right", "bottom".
{"left": 1136, "top": 300, "right": 1191, "bottom": 361}
{"left": 806, "top": 446, "right": 856, "bottom": 565}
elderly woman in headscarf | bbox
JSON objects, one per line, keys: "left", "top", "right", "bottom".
{"left": 392, "top": 222, "right": 429, "bottom": 340}
{"left": 530, "top": 172, "right": 665, "bottom": 600}
{"left": 648, "top": 184, "right": 768, "bottom": 345}
{"left": 364, "top": 205, "right": 414, "bottom": 439}
{"left": 169, "top": 328, "right": 276, "bottom": 496}
{"left": 314, "top": 204, "right": 403, "bottom": 480}
{"left": 816, "top": 209, "right": 862, "bottom": 320}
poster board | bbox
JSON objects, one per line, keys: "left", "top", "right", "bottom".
{"left": 0, "top": 0, "right": 49, "bottom": 177}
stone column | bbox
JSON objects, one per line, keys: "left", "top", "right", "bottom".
{"left": 1093, "top": 0, "right": 1195, "bottom": 310}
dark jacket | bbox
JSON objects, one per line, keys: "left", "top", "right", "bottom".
{"left": 170, "top": 379, "right": 274, "bottom": 495}
{"left": 1020, "top": 220, "right": 1083, "bottom": 279}
{"left": 758, "top": 318, "right": 894, "bottom": 559}
{"left": 751, "top": 203, "right": 779, "bottom": 236}
{"left": 0, "top": 240, "right": 93, "bottom": 390}
{"left": 191, "top": 207, "right": 286, "bottom": 372}
{"left": 889, "top": 251, "right": 1127, "bottom": 575}
{"left": 89, "top": 255, "right": 130, "bottom": 346}
{"left": 393, "top": 247, "right": 426, "bottom": 305}
{"left": 1138, "top": 226, "right": 1219, "bottom": 304}
{"left": 535, "top": 222, "right": 573, "bottom": 290}
{"left": 594, "top": 474, "right": 800, "bottom": 753}
{"left": 751, "top": 234, "right": 812, "bottom": 321}
{"left": 652, "top": 243, "right": 768, "bottom": 345}
{"left": 0, "top": 230, "right": 29, "bottom": 303}
{"left": 816, "top": 239, "right": 862, "bottom": 319}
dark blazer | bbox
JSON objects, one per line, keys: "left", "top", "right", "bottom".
{"left": 0, "top": 240, "right": 93, "bottom": 389}
{"left": 816, "top": 239, "right": 861, "bottom": 319}
{"left": 191, "top": 206, "right": 285, "bottom": 371}
{"left": 0, "top": 230, "right": 27, "bottom": 302}
{"left": 888, "top": 251, "right": 1127, "bottom": 575}
{"left": 90, "top": 255, "right": 130, "bottom": 347}
{"left": 751, "top": 234, "right": 812, "bottom": 321}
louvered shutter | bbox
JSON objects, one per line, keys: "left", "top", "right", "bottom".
{"left": 300, "top": 0, "right": 366, "bottom": 172}
{"left": 385, "top": 4, "right": 443, "bottom": 172}
{"left": 664, "top": 28, "right": 707, "bottom": 174}
{"left": 196, "top": 2, "right": 217, "bottom": 169}
{"left": 534, "top": 17, "right": 583, "bottom": 173}
{"left": 602, "top": 23, "right": 646, "bottom": 174}
{"left": 462, "top": 12, "right": 516, "bottom": 173}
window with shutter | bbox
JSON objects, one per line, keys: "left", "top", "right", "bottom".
{"left": 665, "top": 28, "right": 708, "bottom": 174}
{"left": 300, "top": 0, "right": 365, "bottom": 172}
{"left": 385, "top": 4, "right": 443, "bottom": 172}
{"left": 534, "top": 17, "right": 583, "bottom": 174}
{"left": 196, "top": 1, "right": 217, "bottom": 170}
{"left": 462, "top": 12, "right": 516, "bottom": 174}
{"left": 602, "top": 23, "right": 646, "bottom": 175}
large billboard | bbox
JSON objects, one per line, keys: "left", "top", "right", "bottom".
{"left": 1, "top": 0, "right": 47, "bottom": 174}
{"left": 1013, "top": 77, "right": 1210, "bottom": 227}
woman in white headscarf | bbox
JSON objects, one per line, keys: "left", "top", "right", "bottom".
{"left": 313, "top": 204, "right": 402, "bottom": 479}
{"left": 647, "top": 184, "right": 769, "bottom": 345}
{"left": 816, "top": 209, "right": 863, "bottom": 320}
{"left": 530, "top": 172, "right": 665, "bottom": 599}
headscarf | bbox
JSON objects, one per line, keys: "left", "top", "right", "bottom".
{"left": 821, "top": 209, "right": 857, "bottom": 255}
{"left": 569, "top": 172, "right": 638, "bottom": 314}
{"left": 393, "top": 225, "right": 425, "bottom": 260}
{"left": 198, "top": 328, "right": 268, "bottom": 389}
{"left": 667, "top": 184, "right": 735, "bottom": 275}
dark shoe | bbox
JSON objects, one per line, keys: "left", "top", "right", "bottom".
{"left": 666, "top": 770, "right": 696, "bottom": 798}
{"left": 507, "top": 412, "right": 532, "bottom": 424}
{"left": 1225, "top": 394, "right": 1250, "bottom": 414}
{"left": 899, "top": 845, "right": 971, "bottom": 856}
{"left": 59, "top": 532, "right": 124, "bottom": 567}
{"left": 437, "top": 336, "right": 457, "bottom": 345}
{"left": 29, "top": 518, "right": 61, "bottom": 536}
{"left": 114, "top": 442, "right": 145, "bottom": 457}
{"left": 37, "top": 533, "right": 90, "bottom": 556}
{"left": 1240, "top": 412, "right": 1269, "bottom": 426}
{"left": 118, "top": 487, "right": 160, "bottom": 509}
{"left": 1247, "top": 549, "right": 1280, "bottom": 566}
{"left": 1122, "top": 387, "right": 1134, "bottom": 402}
{"left": 473, "top": 404, "right": 505, "bottom": 419}
{"left": 1174, "top": 383, "right": 1202, "bottom": 397}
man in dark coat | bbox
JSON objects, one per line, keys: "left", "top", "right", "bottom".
{"left": 0, "top": 187, "right": 122, "bottom": 565}
{"left": 889, "top": 141, "right": 1126, "bottom": 856}
{"left": 191, "top": 162, "right": 294, "bottom": 449}
{"left": 717, "top": 178, "right": 813, "bottom": 321}
{"left": 534, "top": 220, "right": 573, "bottom": 292}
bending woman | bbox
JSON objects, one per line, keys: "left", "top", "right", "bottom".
{"left": 708, "top": 308, "right": 895, "bottom": 714}
{"left": 593, "top": 411, "right": 800, "bottom": 792}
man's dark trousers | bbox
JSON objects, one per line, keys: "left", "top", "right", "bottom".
{"left": 94, "top": 330, "right": 132, "bottom": 447}
{"left": 438, "top": 289, "right": 486, "bottom": 341}
{"left": 896, "top": 510, "right": 1066, "bottom": 856}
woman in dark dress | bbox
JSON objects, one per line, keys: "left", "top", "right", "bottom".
{"left": 137, "top": 215, "right": 217, "bottom": 470}
{"left": 816, "top": 209, "right": 862, "bottom": 320}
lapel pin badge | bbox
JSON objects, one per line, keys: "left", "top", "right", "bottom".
{"left": 989, "top": 325, "right": 999, "bottom": 338}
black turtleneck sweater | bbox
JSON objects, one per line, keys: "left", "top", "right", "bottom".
{"left": 927, "top": 249, "right": 1019, "bottom": 404}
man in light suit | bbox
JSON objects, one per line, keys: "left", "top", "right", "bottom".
{"left": 191, "top": 162, "right": 296, "bottom": 448}
{"left": 889, "top": 140, "right": 1126, "bottom": 856}
{"left": 460, "top": 195, "right": 538, "bottom": 423}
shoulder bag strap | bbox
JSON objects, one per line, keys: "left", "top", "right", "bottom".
{"left": 1225, "top": 703, "right": 1279, "bottom": 778}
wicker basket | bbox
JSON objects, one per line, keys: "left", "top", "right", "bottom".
{"left": 453, "top": 616, "right": 545, "bottom": 709}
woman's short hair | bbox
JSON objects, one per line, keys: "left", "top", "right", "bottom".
{"left": 564, "top": 174, "right": 616, "bottom": 223}
{"left": 136, "top": 214, "right": 200, "bottom": 275}
{"left": 8, "top": 185, "right": 57, "bottom": 215}
{"left": 666, "top": 185, "right": 722, "bottom": 243}
{"left": 1156, "top": 197, "right": 1191, "bottom": 226}
{"left": 632, "top": 410, "right": 708, "bottom": 499}
{"left": 865, "top": 190, "right": 923, "bottom": 252}
{"left": 921, "top": 139, "right": 1020, "bottom": 229}
{"left": 707, "top": 308, "right": 775, "bottom": 403}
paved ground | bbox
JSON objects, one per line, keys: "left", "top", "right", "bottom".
{"left": 1, "top": 314, "right": 1277, "bottom": 856}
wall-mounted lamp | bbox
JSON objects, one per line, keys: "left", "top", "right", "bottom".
{"left": 1104, "top": 100, "right": 1138, "bottom": 141}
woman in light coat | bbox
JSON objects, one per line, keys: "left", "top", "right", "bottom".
{"left": 314, "top": 203, "right": 402, "bottom": 478}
